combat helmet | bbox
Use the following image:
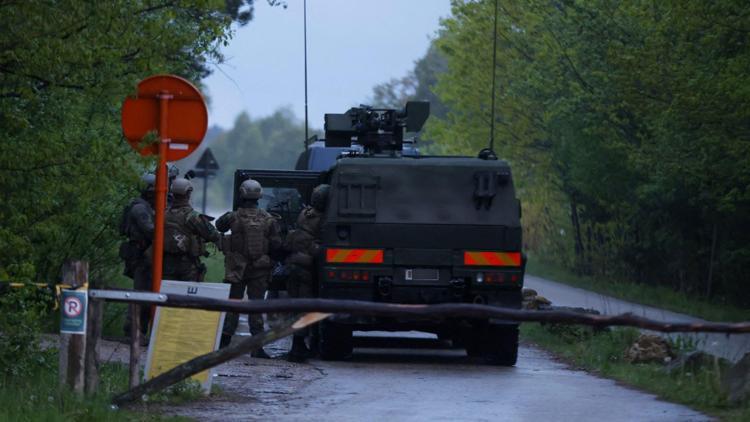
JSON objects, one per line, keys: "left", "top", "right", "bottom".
{"left": 140, "top": 173, "right": 156, "bottom": 194}
{"left": 171, "top": 178, "right": 193, "bottom": 196}
{"left": 311, "top": 184, "right": 330, "bottom": 212}
{"left": 239, "top": 179, "right": 263, "bottom": 200}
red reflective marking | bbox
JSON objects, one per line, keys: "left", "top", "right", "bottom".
{"left": 344, "top": 249, "right": 366, "bottom": 263}
{"left": 327, "top": 248, "right": 384, "bottom": 263}
{"left": 464, "top": 251, "right": 522, "bottom": 266}
{"left": 483, "top": 253, "right": 503, "bottom": 266}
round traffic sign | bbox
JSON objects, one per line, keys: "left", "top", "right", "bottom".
{"left": 63, "top": 296, "right": 83, "bottom": 318}
{"left": 121, "top": 75, "right": 208, "bottom": 162}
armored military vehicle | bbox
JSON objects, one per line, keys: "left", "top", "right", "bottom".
{"left": 233, "top": 102, "right": 525, "bottom": 365}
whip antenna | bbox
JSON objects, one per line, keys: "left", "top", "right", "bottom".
{"left": 303, "top": 0, "right": 309, "bottom": 144}
{"left": 488, "top": 0, "right": 499, "bottom": 153}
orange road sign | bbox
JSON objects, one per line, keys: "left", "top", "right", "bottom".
{"left": 121, "top": 75, "right": 208, "bottom": 161}
{"left": 121, "top": 75, "right": 208, "bottom": 298}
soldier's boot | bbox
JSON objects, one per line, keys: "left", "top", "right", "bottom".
{"left": 219, "top": 334, "right": 232, "bottom": 349}
{"left": 251, "top": 348, "right": 271, "bottom": 359}
{"left": 287, "top": 335, "right": 310, "bottom": 363}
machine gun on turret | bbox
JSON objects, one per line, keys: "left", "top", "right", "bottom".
{"left": 323, "top": 101, "right": 430, "bottom": 153}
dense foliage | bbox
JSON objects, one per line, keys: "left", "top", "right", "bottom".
{"left": 0, "top": 287, "right": 54, "bottom": 379}
{"left": 0, "top": 1, "right": 260, "bottom": 284}
{"left": 427, "top": 0, "right": 750, "bottom": 305}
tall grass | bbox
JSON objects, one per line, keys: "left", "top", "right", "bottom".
{"left": 0, "top": 357, "right": 187, "bottom": 421}
{"left": 522, "top": 323, "right": 750, "bottom": 421}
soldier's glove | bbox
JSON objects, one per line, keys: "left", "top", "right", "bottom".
{"left": 288, "top": 252, "right": 313, "bottom": 267}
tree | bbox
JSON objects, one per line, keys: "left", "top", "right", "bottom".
{"left": 0, "top": 1, "right": 274, "bottom": 284}
{"left": 427, "top": 0, "right": 750, "bottom": 304}
{"left": 180, "top": 107, "right": 316, "bottom": 212}
{"left": 370, "top": 43, "right": 449, "bottom": 119}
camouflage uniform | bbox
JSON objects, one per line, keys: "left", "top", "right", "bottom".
{"left": 216, "top": 203, "right": 282, "bottom": 345}
{"left": 285, "top": 206, "right": 324, "bottom": 299}
{"left": 119, "top": 194, "right": 154, "bottom": 337}
{"left": 163, "top": 196, "right": 220, "bottom": 282}
{"left": 284, "top": 184, "right": 329, "bottom": 362}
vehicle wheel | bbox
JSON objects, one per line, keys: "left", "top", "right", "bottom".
{"left": 460, "top": 330, "right": 481, "bottom": 357}
{"left": 318, "top": 321, "right": 353, "bottom": 360}
{"left": 481, "top": 325, "right": 519, "bottom": 366}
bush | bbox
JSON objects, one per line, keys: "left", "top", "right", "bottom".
{"left": 0, "top": 286, "right": 56, "bottom": 379}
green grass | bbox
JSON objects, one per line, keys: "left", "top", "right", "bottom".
{"left": 521, "top": 323, "right": 750, "bottom": 421}
{"left": 202, "top": 247, "right": 225, "bottom": 283}
{"left": 0, "top": 352, "right": 191, "bottom": 422}
{"left": 526, "top": 258, "right": 750, "bottom": 322}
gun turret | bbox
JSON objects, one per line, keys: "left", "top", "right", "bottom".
{"left": 324, "top": 101, "right": 430, "bottom": 153}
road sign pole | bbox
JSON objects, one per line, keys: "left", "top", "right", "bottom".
{"left": 122, "top": 74, "right": 208, "bottom": 298}
{"left": 152, "top": 92, "right": 173, "bottom": 295}
{"left": 202, "top": 171, "right": 208, "bottom": 215}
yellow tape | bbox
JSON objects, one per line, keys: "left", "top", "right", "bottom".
{"left": 1, "top": 282, "right": 74, "bottom": 310}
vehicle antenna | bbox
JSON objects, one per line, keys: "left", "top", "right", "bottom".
{"left": 303, "top": 0, "right": 309, "bottom": 146}
{"left": 488, "top": 0, "right": 499, "bottom": 153}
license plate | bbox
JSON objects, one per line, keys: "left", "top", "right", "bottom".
{"left": 405, "top": 268, "right": 439, "bottom": 281}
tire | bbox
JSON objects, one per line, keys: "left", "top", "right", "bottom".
{"left": 318, "top": 321, "right": 353, "bottom": 360}
{"left": 482, "top": 324, "right": 519, "bottom": 366}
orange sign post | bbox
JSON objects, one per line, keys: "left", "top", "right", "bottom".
{"left": 121, "top": 75, "right": 208, "bottom": 294}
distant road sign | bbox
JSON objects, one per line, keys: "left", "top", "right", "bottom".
{"left": 195, "top": 148, "right": 219, "bottom": 171}
{"left": 121, "top": 75, "right": 208, "bottom": 162}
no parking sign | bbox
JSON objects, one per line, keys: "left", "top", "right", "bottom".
{"left": 60, "top": 289, "right": 88, "bottom": 334}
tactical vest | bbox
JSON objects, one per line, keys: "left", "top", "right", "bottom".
{"left": 119, "top": 197, "right": 152, "bottom": 245}
{"left": 287, "top": 207, "right": 321, "bottom": 255}
{"left": 230, "top": 207, "right": 272, "bottom": 260}
{"left": 164, "top": 207, "right": 203, "bottom": 257}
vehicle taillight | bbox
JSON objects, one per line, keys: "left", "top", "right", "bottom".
{"left": 327, "top": 270, "right": 371, "bottom": 282}
{"left": 326, "top": 248, "right": 384, "bottom": 264}
{"left": 475, "top": 272, "right": 519, "bottom": 284}
{"left": 464, "top": 251, "right": 521, "bottom": 267}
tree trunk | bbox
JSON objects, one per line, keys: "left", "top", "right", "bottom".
{"left": 706, "top": 222, "right": 718, "bottom": 298}
{"left": 570, "top": 199, "right": 585, "bottom": 273}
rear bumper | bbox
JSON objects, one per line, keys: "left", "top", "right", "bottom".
{"left": 319, "top": 282, "right": 522, "bottom": 329}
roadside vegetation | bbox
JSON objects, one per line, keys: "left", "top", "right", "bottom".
{"left": 520, "top": 324, "right": 750, "bottom": 421}
{"left": 1, "top": 287, "right": 209, "bottom": 421}
{"left": 0, "top": 1, "right": 273, "bottom": 419}
{"left": 375, "top": 1, "right": 750, "bottom": 311}
{"left": 526, "top": 258, "right": 750, "bottom": 322}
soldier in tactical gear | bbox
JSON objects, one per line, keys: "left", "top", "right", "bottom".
{"left": 216, "top": 178, "right": 282, "bottom": 357}
{"left": 163, "top": 178, "right": 221, "bottom": 281}
{"left": 284, "top": 184, "right": 330, "bottom": 362}
{"left": 119, "top": 173, "right": 156, "bottom": 338}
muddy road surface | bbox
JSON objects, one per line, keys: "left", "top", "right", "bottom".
{"left": 160, "top": 330, "right": 708, "bottom": 421}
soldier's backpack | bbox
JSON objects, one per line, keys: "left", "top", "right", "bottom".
{"left": 164, "top": 207, "right": 193, "bottom": 254}
{"left": 118, "top": 200, "right": 137, "bottom": 237}
{"left": 230, "top": 208, "right": 270, "bottom": 260}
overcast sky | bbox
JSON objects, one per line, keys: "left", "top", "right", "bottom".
{"left": 202, "top": 0, "right": 452, "bottom": 130}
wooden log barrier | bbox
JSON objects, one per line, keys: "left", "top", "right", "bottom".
{"left": 89, "top": 290, "right": 750, "bottom": 334}
{"left": 112, "top": 312, "right": 329, "bottom": 406}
